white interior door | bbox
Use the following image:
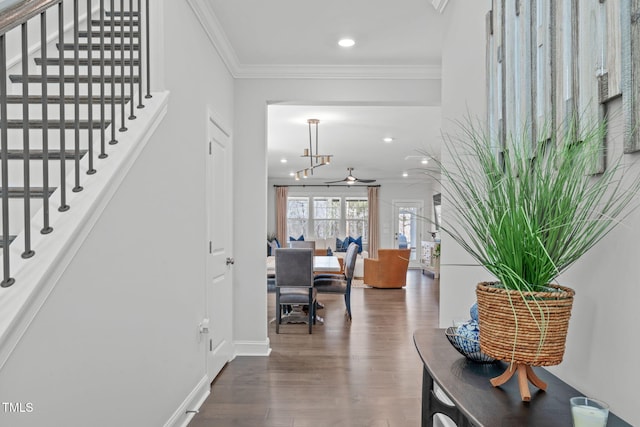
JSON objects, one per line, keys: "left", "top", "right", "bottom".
{"left": 205, "top": 115, "right": 233, "bottom": 382}
{"left": 392, "top": 200, "right": 423, "bottom": 268}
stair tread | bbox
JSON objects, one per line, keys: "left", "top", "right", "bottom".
{"left": 5, "top": 95, "right": 131, "bottom": 104}
{"left": 5, "top": 119, "right": 112, "bottom": 129}
{"left": 105, "top": 11, "right": 140, "bottom": 17}
{"left": 56, "top": 43, "right": 140, "bottom": 51}
{"left": 0, "top": 235, "right": 17, "bottom": 248}
{"left": 78, "top": 31, "right": 140, "bottom": 38}
{"left": 91, "top": 19, "right": 140, "bottom": 27}
{"left": 1, "top": 149, "right": 88, "bottom": 160}
{"left": 9, "top": 75, "right": 140, "bottom": 84}
{"left": 35, "top": 57, "right": 140, "bottom": 66}
{"left": 0, "top": 187, "right": 57, "bottom": 197}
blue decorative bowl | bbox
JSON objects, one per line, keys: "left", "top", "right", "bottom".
{"left": 445, "top": 325, "right": 497, "bottom": 363}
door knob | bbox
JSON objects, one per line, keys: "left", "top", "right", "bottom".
{"left": 226, "top": 257, "right": 235, "bottom": 265}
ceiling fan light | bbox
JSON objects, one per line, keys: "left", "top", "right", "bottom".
{"left": 295, "top": 172, "right": 300, "bottom": 180}
{"left": 303, "top": 169, "right": 308, "bottom": 178}
{"left": 324, "top": 156, "right": 331, "bottom": 164}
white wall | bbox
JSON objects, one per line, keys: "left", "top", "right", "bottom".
{"left": 439, "top": 2, "right": 638, "bottom": 424}
{"left": 0, "top": 2, "right": 235, "bottom": 426}
{"left": 234, "top": 78, "right": 440, "bottom": 353}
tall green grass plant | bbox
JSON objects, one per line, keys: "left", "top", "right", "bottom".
{"left": 436, "top": 119, "right": 640, "bottom": 292}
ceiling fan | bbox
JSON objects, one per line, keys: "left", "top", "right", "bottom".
{"left": 325, "top": 167, "right": 376, "bottom": 184}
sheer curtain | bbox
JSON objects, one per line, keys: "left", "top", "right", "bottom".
{"left": 367, "top": 186, "right": 379, "bottom": 258}
{"left": 276, "top": 186, "right": 288, "bottom": 245}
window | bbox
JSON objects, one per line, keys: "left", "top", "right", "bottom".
{"left": 287, "top": 197, "right": 309, "bottom": 238}
{"left": 345, "top": 198, "right": 368, "bottom": 241}
{"left": 286, "top": 196, "right": 368, "bottom": 243}
{"left": 313, "top": 197, "right": 341, "bottom": 239}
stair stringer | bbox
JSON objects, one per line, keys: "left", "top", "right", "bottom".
{"left": 0, "top": 90, "right": 169, "bottom": 370}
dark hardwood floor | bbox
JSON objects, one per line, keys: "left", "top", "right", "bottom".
{"left": 190, "top": 270, "right": 440, "bottom": 427}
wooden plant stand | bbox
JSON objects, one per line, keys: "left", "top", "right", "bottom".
{"left": 490, "top": 363, "right": 547, "bottom": 401}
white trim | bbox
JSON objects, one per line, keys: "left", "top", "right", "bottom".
{"left": 163, "top": 375, "right": 211, "bottom": 427}
{"left": 185, "top": 0, "right": 240, "bottom": 77}
{"left": 233, "top": 64, "right": 441, "bottom": 80}
{"left": 0, "top": 92, "right": 170, "bottom": 370}
{"left": 185, "top": 0, "right": 441, "bottom": 80}
{"left": 234, "top": 339, "right": 272, "bottom": 357}
{"left": 431, "top": 0, "right": 450, "bottom": 14}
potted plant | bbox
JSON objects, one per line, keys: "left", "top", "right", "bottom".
{"left": 433, "top": 118, "right": 640, "bottom": 400}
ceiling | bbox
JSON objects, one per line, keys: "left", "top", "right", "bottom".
{"left": 203, "top": 0, "right": 448, "bottom": 184}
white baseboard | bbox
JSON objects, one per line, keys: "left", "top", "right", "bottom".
{"left": 164, "top": 375, "right": 210, "bottom": 427}
{"left": 234, "top": 338, "right": 271, "bottom": 356}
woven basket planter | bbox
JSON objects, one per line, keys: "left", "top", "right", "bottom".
{"left": 476, "top": 282, "right": 575, "bottom": 366}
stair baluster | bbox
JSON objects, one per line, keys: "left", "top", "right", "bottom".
{"left": 136, "top": 0, "right": 143, "bottom": 108}
{"left": 0, "top": 34, "right": 14, "bottom": 287}
{"left": 128, "top": 0, "right": 135, "bottom": 120}
{"left": 119, "top": 0, "right": 126, "bottom": 132}
{"left": 21, "top": 22, "right": 34, "bottom": 259}
{"left": 58, "top": 2, "right": 69, "bottom": 212}
{"left": 98, "top": 0, "right": 107, "bottom": 158}
{"left": 109, "top": 0, "right": 117, "bottom": 144}
{"left": 72, "top": 0, "right": 82, "bottom": 192}
{"left": 0, "top": 0, "right": 151, "bottom": 285}
{"left": 41, "top": 11, "right": 53, "bottom": 234}
{"left": 144, "top": 0, "right": 150, "bottom": 99}
{"left": 86, "top": 0, "right": 95, "bottom": 175}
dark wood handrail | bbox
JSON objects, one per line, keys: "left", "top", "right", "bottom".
{"left": 0, "top": 0, "right": 61, "bottom": 36}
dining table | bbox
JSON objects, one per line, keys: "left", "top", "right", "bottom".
{"left": 266, "top": 255, "right": 341, "bottom": 275}
{"left": 312, "top": 255, "right": 341, "bottom": 273}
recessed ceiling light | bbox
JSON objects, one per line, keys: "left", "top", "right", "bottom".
{"left": 280, "top": 158, "right": 287, "bottom": 163}
{"left": 402, "top": 172, "right": 409, "bottom": 178}
{"left": 338, "top": 38, "right": 355, "bottom": 48}
{"left": 383, "top": 137, "right": 394, "bottom": 143}
{"left": 421, "top": 158, "right": 429, "bottom": 165}
{"left": 289, "top": 172, "right": 295, "bottom": 177}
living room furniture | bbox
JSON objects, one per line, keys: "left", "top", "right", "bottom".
{"left": 274, "top": 248, "right": 317, "bottom": 334}
{"left": 420, "top": 240, "right": 440, "bottom": 278}
{"left": 363, "top": 248, "right": 411, "bottom": 288}
{"left": 413, "top": 328, "right": 631, "bottom": 427}
{"left": 313, "top": 242, "right": 358, "bottom": 320}
{"left": 313, "top": 237, "right": 368, "bottom": 278}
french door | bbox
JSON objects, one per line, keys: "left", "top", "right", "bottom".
{"left": 392, "top": 200, "right": 423, "bottom": 268}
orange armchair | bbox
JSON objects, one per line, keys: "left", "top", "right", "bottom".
{"left": 363, "top": 249, "right": 411, "bottom": 288}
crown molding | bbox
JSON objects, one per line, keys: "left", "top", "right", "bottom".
{"left": 186, "top": 0, "right": 441, "bottom": 80}
{"left": 186, "top": 0, "right": 241, "bottom": 76}
{"left": 233, "top": 64, "right": 441, "bottom": 80}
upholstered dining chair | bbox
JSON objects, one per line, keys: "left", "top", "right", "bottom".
{"left": 313, "top": 242, "right": 358, "bottom": 320}
{"left": 274, "top": 248, "right": 317, "bottom": 333}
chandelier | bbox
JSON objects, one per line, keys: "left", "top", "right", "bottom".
{"left": 294, "top": 119, "right": 333, "bottom": 180}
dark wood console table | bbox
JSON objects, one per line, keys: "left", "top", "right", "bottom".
{"left": 413, "top": 328, "right": 631, "bottom": 427}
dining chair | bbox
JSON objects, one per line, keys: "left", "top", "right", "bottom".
{"left": 313, "top": 242, "right": 358, "bottom": 320}
{"left": 287, "top": 240, "right": 316, "bottom": 251}
{"left": 274, "top": 248, "right": 317, "bottom": 333}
